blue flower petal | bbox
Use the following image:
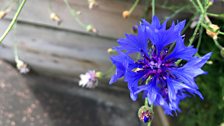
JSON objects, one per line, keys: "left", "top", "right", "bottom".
{"left": 109, "top": 16, "right": 211, "bottom": 115}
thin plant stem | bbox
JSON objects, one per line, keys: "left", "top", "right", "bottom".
{"left": 182, "top": 13, "right": 198, "bottom": 33}
{"left": 196, "top": 26, "right": 203, "bottom": 50}
{"left": 0, "top": 0, "right": 27, "bottom": 44}
{"left": 207, "top": 13, "right": 224, "bottom": 18}
{"left": 190, "top": 0, "right": 200, "bottom": 12}
{"left": 145, "top": 98, "right": 148, "bottom": 106}
{"left": 144, "top": 97, "right": 153, "bottom": 126}
{"left": 218, "top": 31, "right": 224, "bottom": 36}
{"left": 213, "top": 39, "right": 223, "bottom": 50}
{"left": 166, "top": 6, "right": 187, "bottom": 20}
{"left": 64, "top": 0, "right": 86, "bottom": 28}
{"left": 196, "top": 26, "right": 203, "bottom": 56}
{"left": 151, "top": 0, "right": 155, "bottom": 17}
{"left": 196, "top": 0, "right": 205, "bottom": 13}
{"left": 13, "top": 42, "right": 19, "bottom": 62}
{"left": 189, "top": 15, "right": 203, "bottom": 46}
{"left": 129, "top": 0, "right": 140, "bottom": 14}
{"left": 144, "top": 0, "right": 151, "bottom": 19}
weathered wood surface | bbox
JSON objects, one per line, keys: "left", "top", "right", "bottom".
{"left": 0, "top": 0, "right": 222, "bottom": 78}
{"left": 0, "top": 19, "right": 115, "bottom": 77}
{"left": 0, "top": 0, "right": 188, "bottom": 78}
{"left": 0, "top": 0, "right": 187, "bottom": 39}
{"left": 1, "top": 0, "right": 145, "bottom": 39}
{"left": 0, "top": 60, "right": 140, "bottom": 126}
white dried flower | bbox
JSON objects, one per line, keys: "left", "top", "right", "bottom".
{"left": 16, "top": 59, "right": 30, "bottom": 74}
{"left": 79, "top": 70, "right": 98, "bottom": 88}
{"left": 88, "top": 0, "right": 98, "bottom": 9}
{"left": 190, "top": 16, "right": 200, "bottom": 29}
{"left": 50, "top": 12, "right": 62, "bottom": 25}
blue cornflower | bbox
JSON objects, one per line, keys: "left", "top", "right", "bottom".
{"left": 109, "top": 16, "right": 212, "bottom": 115}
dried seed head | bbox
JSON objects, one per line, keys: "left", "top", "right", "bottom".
{"left": 206, "top": 24, "right": 219, "bottom": 40}
{"left": 88, "top": 0, "right": 98, "bottom": 9}
{"left": 0, "top": 10, "right": 7, "bottom": 19}
{"left": 16, "top": 59, "right": 30, "bottom": 74}
{"left": 122, "top": 10, "right": 130, "bottom": 19}
{"left": 50, "top": 12, "right": 62, "bottom": 25}
{"left": 86, "top": 25, "right": 97, "bottom": 33}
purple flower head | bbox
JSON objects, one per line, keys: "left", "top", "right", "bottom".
{"left": 109, "top": 16, "right": 212, "bottom": 115}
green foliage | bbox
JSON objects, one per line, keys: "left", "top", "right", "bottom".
{"left": 177, "top": 19, "right": 224, "bottom": 126}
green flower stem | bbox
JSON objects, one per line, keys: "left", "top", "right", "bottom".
{"left": 144, "top": 0, "right": 151, "bottom": 19}
{"left": 64, "top": 0, "right": 86, "bottom": 28}
{"left": 200, "top": 22, "right": 210, "bottom": 29}
{"left": 218, "top": 31, "right": 224, "bottom": 36}
{"left": 147, "top": 121, "right": 151, "bottom": 126}
{"left": 151, "top": 0, "right": 155, "bottom": 17}
{"left": 196, "top": 26, "right": 203, "bottom": 50}
{"left": 213, "top": 39, "right": 223, "bottom": 50}
{"left": 129, "top": 0, "right": 140, "bottom": 14}
{"left": 0, "top": 0, "right": 26, "bottom": 44}
{"left": 144, "top": 98, "right": 148, "bottom": 106}
{"left": 189, "top": 15, "right": 203, "bottom": 46}
{"left": 166, "top": 6, "right": 187, "bottom": 20}
{"left": 13, "top": 42, "right": 19, "bottom": 62}
{"left": 196, "top": 26, "right": 203, "bottom": 56}
{"left": 207, "top": 13, "right": 224, "bottom": 18}
{"left": 144, "top": 98, "right": 153, "bottom": 126}
{"left": 196, "top": 0, "right": 205, "bottom": 14}
{"left": 190, "top": 0, "right": 200, "bottom": 12}
{"left": 182, "top": 13, "right": 197, "bottom": 33}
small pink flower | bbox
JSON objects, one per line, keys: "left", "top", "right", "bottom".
{"left": 79, "top": 70, "right": 98, "bottom": 88}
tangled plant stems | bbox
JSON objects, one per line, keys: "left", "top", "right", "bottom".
{"left": 0, "top": 0, "right": 27, "bottom": 44}
{"left": 189, "top": 0, "right": 224, "bottom": 55}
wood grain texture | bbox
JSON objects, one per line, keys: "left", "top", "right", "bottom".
{"left": 0, "top": 0, "right": 176, "bottom": 39}
{"left": 0, "top": 20, "right": 114, "bottom": 77}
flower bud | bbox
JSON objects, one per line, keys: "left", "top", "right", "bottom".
{"left": 50, "top": 12, "right": 62, "bottom": 25}
{"left": 122, "top": 10, "right": 130, "bottom": 19}
{"left": 107, "top": 48, "right": 117, "bottom": 54}
{"left": 138, "top": 105, "right": 153, "bottom": 123}
{"left": 208, "top": 0, "right": 214, "bottom": 6}
{"left": 0, "top": 10, "right": 7, "bottom": 19}
{"left": 86, "top": 25, "right": 97, "bottom": 33}
{"left": 88, "top": 0, "right": 98, "bottom": 9}
{"left": 206, "top": 24, "right": 219, "bottom": 40}
{"left": 96, "top": 71, "right": 103, "bottom": 79}
{"left": 132, "top": 25, "right": 138, "bottom": 33}
{"left": 206, "top": 60, "right": 213, "bottom": 65}
{"left": 16, "top": 59, "right": 30, "bottom": 74}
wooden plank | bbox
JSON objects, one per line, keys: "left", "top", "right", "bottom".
{"left": 0, "top": 0, "right": 175, "bottom": 39}
{"left": 0, "top": 20, "right": 115, "bottom": 77}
